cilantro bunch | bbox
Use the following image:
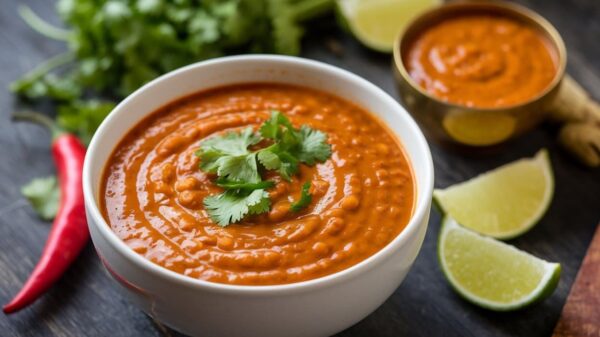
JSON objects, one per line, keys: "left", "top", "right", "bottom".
{"left": 196, "top": 111, "right": 331, "bottom": 226}
{"left": 13, "top": 0, "right": 334, "bottom": 100}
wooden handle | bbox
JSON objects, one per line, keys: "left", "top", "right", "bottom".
{"left": 553, "top": 224, "right": 600, "bottom": 337}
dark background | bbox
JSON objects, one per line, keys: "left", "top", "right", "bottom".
{"left": 1, "top": 1, "right": 599, "bottom": 336}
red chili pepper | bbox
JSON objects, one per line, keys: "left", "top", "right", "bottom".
{"left": 3, "top": 112, "right": 88, "bottom": 314}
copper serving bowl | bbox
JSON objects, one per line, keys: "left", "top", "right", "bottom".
{"left": 392, "top": 1, "right": 567, "bottom": 149}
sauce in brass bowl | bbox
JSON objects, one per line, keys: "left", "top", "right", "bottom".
{"left": 393, "top": 1, "right": 566, "bottom": 148}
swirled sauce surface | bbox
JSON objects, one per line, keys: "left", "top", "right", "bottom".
{"left": 404, "top": 14, "right": 557, "bottom": 108}
{"left": 101, "top": 84, "right": 415, "bottom": 285}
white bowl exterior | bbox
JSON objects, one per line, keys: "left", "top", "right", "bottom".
{"left": 84, "top": 55, "right": 433, "bottom": 337}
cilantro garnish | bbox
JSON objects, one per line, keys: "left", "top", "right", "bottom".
{"left": 204, "top": 189, "right": 271, "bottom": 227}
{"left": 197, "top": 127, "right": 262, "bottom": 182}
{"left": 195, "top": 111, "right": 331, "bottom": 226}
{"left": 257, "top": 111, "right": 331, "bottom": 180}
{"left": 290, "top": 182, "right": 312, "bottom": 212}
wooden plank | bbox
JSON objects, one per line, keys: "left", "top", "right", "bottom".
{"left": 553, "top": 225, "right": 600, "bottom": 337}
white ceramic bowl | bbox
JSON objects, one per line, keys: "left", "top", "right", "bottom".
{"left": 83, "top": 55, "right": 434, "bottom": 337}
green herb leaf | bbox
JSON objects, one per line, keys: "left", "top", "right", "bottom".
{"left": 197, "top": 128, "right": 263, "bottom": 183}
{"left": 290, "top": 182, "right": 312, "bottom": 212}
{"left": 21, "top": 176, "right": 60, "bottom": 221}
{"left": 10, "top": 53, "right": 79, "bottom": 101}
{"left": 258, "top": 111, "right": 331, "bottom": 175}
{"left": 247, "top": 190, "right": 272, "bottom": 215}
{"left": 57, "top": 100, "right": 115, "bottom": 145}
{"left": 257, "top": 144, "right": 299, "bottom": 180}
{"left": 197, "top": 127, "right": 260, "bottom": 173}
{"left": 204, "top": 189, "right": 271, "bottom": 227}
{"left": 216, "top": 153, "right": 262, "bottom": 183}
{"left": 201, "top": 127, "right": 260, "bottom": 157}
{"left": 272, "top": 149, "right": 299, "bottom": 180}
{"left": 295, "top": 125, "right": 332, "bottom": 165}
{"left": 260, "top": 110, "right": 293, "bottom": 139}
{"left": 257, "top": 147, "right": 281, "bottom": 170}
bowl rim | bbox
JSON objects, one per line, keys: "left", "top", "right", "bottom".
{"left": 392, "top": 0, "right": 567, "bottom": 111}
{"left": 83, "top": 54, "right": 434, "bottom": 295}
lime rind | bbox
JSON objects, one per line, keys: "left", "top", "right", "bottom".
{"left": 336, "top": 0, "right": 441, "bottom": 53}
{"left": 336, "top": 0, "right": 391, "bottom": 52}
{"left": 438, "top": 217, "right": 561, "bottom": 311}
{"left": 433, "top": 149, "right": 554, "bottom": 240}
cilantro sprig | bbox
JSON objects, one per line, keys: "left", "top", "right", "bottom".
{"left": 195, "top": 111, "right": 331, "bottom": 226}
{"left": 257, "top": 111, "right": 331, "bottom": 179}
{"left": 203, "top": 189, "right": 271, "bottom": 226}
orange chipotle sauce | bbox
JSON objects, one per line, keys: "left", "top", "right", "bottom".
{"left": 404, "top": 14, "right": 557, "bottom": 108}
{"left": 101, "top": 84, "right": 415, "bottom": 285}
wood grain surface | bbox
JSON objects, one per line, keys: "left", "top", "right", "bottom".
{"left": 553, "top": 225, "right": 600, "bottom": 337}
{"left": 0, "top": 1, "right": 599, "bottom": 336}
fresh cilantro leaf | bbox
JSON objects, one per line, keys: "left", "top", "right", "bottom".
{"left": 188, "top": 10, "right": 220, "bottom": 44}
{"left": 43, "top": 73, "right": 82, "bottom": 101}
{"left": 216, "top": 178, "right": 274, "bottom": 190}
{"left": 259, "top": 111, "right": 331, "bottom": 174}
{"left": 257, "top": 147, "right": 281, "bottom": 170}
{"left": 274, "top": 150, "right": 300, "bottom": 180}
{"left": 21, "top": 176, "right": 60, "bottom": 221}
{"left": 196, "top": 150, "right": 226, "bottom": 173}
{"left": 267, "top": 0, "right": 333, "bottom": 55}
{"left": 247, "top": 190, "right": 272, "bottom": 215}
{"left": 12, "top": 72, "right": 82, "bottom": 102}
{"left": 216, "top": 153, "right": 261, "bottom": 183}
{"left": 57, "top": 99, "right": 115, "bottom": 145}
{"left": 270, "top": 10, "right": 303, "bottom": 56}
{"left": 258, "top": 144, "right": 299, "bottom": 181}
{"left": 260, "top": 110, "right": 294, "bottom": 139}
{"left": 204, "top": 189, "right": 270, "bottom": 227}
{"left": 197, "top": 128, "right": 263, "bottom": 183}
{"left": 259, "top": 114, "right": 279, "bottom": 139}
{"left": 10, "top": 52, "right": 77, "bottom": 101}
{"left": 295, "top": 125, "right": 332, "bottom": 165}
{"left": 290, "top": 182, "right": 312, "bottom": 212}
{"left": 201, "top": 127, "right": 259, "bottom": 157}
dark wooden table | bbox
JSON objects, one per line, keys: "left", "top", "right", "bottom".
{"left": 1, "top": 1, "right": 599, "bottom": 336}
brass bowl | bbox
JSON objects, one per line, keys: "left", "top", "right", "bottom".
{"left": 392, "top": 1, "right": 567, "bottom": 149}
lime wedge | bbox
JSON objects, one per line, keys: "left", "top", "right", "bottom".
{"left": 336, "top": 0, "right": 441, "bottom": 52}
{"left": 434, "top": 149, "right": 554, "bottom": 239}
{"left": 439, "top": 217, "right": 561, "bottom": 311}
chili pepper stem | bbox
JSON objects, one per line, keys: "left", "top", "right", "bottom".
{"left": 13, "top": 111, "right": 65, "bottom": 141}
